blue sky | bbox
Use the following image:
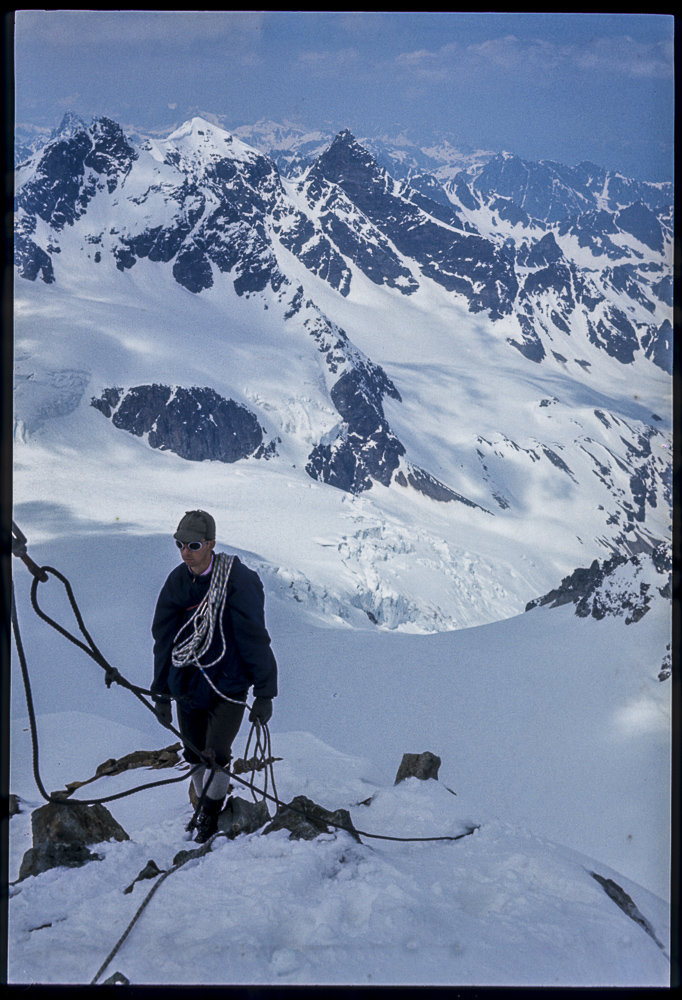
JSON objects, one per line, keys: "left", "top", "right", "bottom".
{"left": 14, "top": 11, "right": 674, "bottom": 181}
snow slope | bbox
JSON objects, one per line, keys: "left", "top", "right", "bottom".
{"left": 7, "top": 522, "right": 671, "bottom": 986}
{"left": 12, "top": 253, "right": 672, "bottom": 634}
{"left": 8, "top": 714, "right": 670, "bottom": 987}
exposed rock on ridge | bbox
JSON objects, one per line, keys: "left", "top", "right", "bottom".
{"left": 91, "top": 385, "right": 273, "bottom": 463}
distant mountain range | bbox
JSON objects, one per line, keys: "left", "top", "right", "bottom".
{"left": 13, "top": 112, "right": 673, "bottom": 629}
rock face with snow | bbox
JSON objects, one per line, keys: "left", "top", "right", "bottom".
{"left": 17, "top": 801, "right": 129, "bottom": 882}
{"left": 525, "top": 542, "right": 672, "bottom": 628}
{"left": 15, "top": 115, "right": 673, "bottom": 373}
{"left": 91, "top": 385, "right": 272, "bottom": 463}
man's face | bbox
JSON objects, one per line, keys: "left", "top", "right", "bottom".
{"left": 177, "top": 538, "right": 215, "bottom": 576}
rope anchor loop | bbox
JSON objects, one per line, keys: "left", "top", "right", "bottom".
{"left": 11, "top": 521, "right": 48, "bottom": 582}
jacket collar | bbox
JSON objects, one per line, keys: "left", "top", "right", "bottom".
{"left": 186, "top": 553, "right": 214, "bottom": 579}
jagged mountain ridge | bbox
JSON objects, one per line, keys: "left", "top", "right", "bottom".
{"left": 13, "top": 113, "right": 673, "bottom": 629}
{"left": 15, "top": 114, "right": 672, "bottom": 366}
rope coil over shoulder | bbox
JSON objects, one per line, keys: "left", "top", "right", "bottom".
{"left": 170, "top": 552, "right": 247, "bottom": 708}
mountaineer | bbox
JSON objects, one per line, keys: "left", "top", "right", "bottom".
{"left": 150, "top": 509, "right": 278, "bottom": 842}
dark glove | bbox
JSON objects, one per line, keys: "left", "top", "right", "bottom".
{"left": 154, "top": 699, "right": 172, "bottom": 727}
{"left": 249, "top": 697, "right": 273, "bottom": 725}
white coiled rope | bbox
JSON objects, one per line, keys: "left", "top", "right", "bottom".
{"left": 171, "top": 552, "right": 247, "bottom": 706}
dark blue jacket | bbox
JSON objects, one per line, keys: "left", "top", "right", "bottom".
{"left": 151, "top": 555, "right": 278, "bottom": 710}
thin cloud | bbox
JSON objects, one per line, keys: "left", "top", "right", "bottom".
{"left": 16, "top": 10, "right": 266, "bottom": 48}
{"left": 297, "top": 48, "right": 361, "bottom": 72}
{"left": 573, "top": 35, "right": 673, "bottom": 79}
{"left": 396, "top": 33, "right": 673, "bottom": 81}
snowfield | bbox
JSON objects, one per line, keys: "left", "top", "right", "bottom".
{"left": 7, "top": 525, "right": 671, "bottom": 986}
{"left": 8, "top": 707, "right": 671, "bottom": 987}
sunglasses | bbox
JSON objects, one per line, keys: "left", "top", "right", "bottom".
{"left": 175, "top": 539, "right": 205, "bottom": 551}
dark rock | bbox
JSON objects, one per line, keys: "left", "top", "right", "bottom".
{"left": 586, "top": 307, "right": 640, "bottom": 364}
{"left": 521, "top": 259, "right": 574, "bottom": 308}
{"left": 14, "top": 234, "right": 55, "bottom": 283}
{"left": 30, "top": 800, "right": 129, "bottom": 849}
{"left": 508, "top": 313, "right": 546, "bottom": 363}
{"left": 19, "top": 842, "right": 104, "bottom": 881}
{"left": 262, "top": 795, "right": 361, "bottom": 842}
{"left": 450, "top": 173, "right": 480, "bottom": 211}
{"left": 408, "top": 173, "right": 461, "bottom": 214}
{"left": 395, "top": 751, "right": 442, "bottom": 784}
{"left": 526, "top": 545, "right": 670, "bottom": 627}
{"left": 525, "top": 557, "right": 621, "bottom": 612}
{"left": 651, "top": 274, "right": 673, "bottom": 306}
{"left": 490, "top": 196, "right": 531, "bottom": 228}
{"left": 557, "top": 209, "right": 623, "bottom": 260}
{"left": 590, "top": 871, "right": 665, "bottom": 951}
{"left": 524, "top": 232, "right": 564, "bottom": 267}
{"left": 18, "top": 800, "right": 129, "bottom": 880}
{"left": 641, "top": 318, "right": 673, "bottom": 373}
{"left": 541, "top": 446, "right": 576, "bottom": 482}
{"left": 614, "top": 201, "right": 664, "bottom": 253}
{"left": 63, "top": 744, "right": 183, "bottom": 795}
{"left": 123, "top": 859, "right": 166, "bottom": 894}
{"left": 651, "top": 541, "right": 672, "bottom": 576}
{"left": 90, "top": 386, "right": 123, "bottom": 419}
{"left": 93, "top": 385, "right": 264, "bottom": 464}
{"left": 16, "top": 117, "right": 137, "bottom": 233}
{"left": 278, "top": 213, "right": 352, "bottom": 296}
{"left": 306, "top": 362, "right": 407, "bottom": 494}
{"left": 102, "top": 973, "right": 130, "bottom": 986}
{"left": 217, "top": 796, "right": 270, "bottom": 839}
{"left": 406, "top": 465, "right": 489, "bottom": 510}
{"left": 172, "top": 242, "right": 214, "bottom": 293}
{"left": 9, "top": 794, "right": 21, "bottom": 818}
{"left": 603, "top": 265, "right": 655, "bottom": 313}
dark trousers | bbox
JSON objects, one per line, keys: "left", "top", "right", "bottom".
{"left": 178, "top": 692, "right": 247, "bottom": 767}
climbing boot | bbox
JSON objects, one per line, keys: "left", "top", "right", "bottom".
{"left": 194, "top": 797, "right": 223, "bottom": 844}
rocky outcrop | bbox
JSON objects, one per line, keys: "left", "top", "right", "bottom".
{"left": 262, "top": 795, "right": 361, "bottom": 843}
{"left": 18, "top": 801, "right": 129, "bottom": 882}
{"left": 395, "top": 464, "right": 490, "bottom": 510}
{"left": 525, "top": 542, "right": 671, "bottom": 626}
{"left": 61, "top": 743, "right": 183, "bottom": 796}
{"left": 394, "top": 751, "right": 442, "bottom": 784}
{"left": 218, "top": 796, "right": 270, "bottom": 839}
{"left": 590, "top": 872, "right": 666, "bottom": 951}
{"left": 92, "top": 384, "right": 271, "bottom": 464}
{"left": 306, "top": 365, "right": 405, "bottom": 494}
{"left": 525, "top": 558, "right": 614, "bottom": 613}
